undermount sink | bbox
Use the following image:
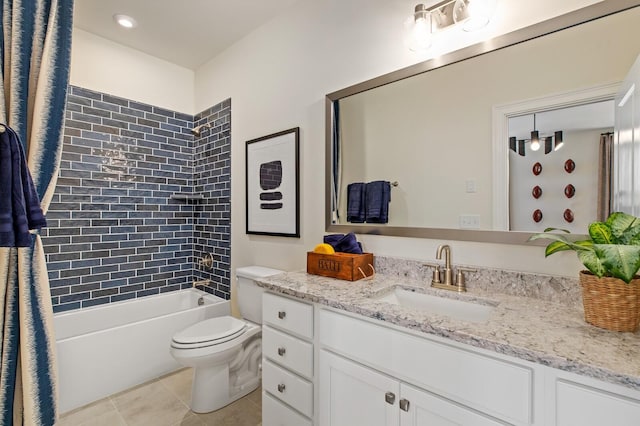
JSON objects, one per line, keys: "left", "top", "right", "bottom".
{"left": 370, "top": 287, "right": 496, "bottom": 323}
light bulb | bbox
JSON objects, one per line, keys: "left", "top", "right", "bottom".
{"left": 404, "top": 5, "right": 432, "bottom": 52}
{"left": 462, "top": 0, "right": 496, "bottom": 31}
{"left": 530, "top": 130, "right": 540, "bottom": 151}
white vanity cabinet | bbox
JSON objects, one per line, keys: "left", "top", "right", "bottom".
{"left": 547, "top": 369, "right": 640, "bottom": 426}
{"left": 262, "top": 292, "right": 314, "bottom": 426}
{"left": 318, "top": 308, "right": 540, "bottom": 426}
{"left": 320, "top": 349, "right": 503, "bottom": 426}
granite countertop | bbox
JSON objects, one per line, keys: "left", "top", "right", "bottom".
{"left": 256, "top": 271, "right": 640, "bottom": 391}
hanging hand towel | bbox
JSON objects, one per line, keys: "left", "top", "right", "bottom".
{"left": 346, "top": 182, "right": 366, "bottom": 223}
{"left": 0, "top": 125, "right": 47, "bottom": 247}
{"left": 365, "top": 180, "right": 391, "bottom": 223}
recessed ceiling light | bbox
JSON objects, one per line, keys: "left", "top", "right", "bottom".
{"left": 113, "top": 14, "right": 137, "bottom": 29}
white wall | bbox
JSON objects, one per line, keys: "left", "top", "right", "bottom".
{"left": 69, "top": 0, "right": 613, "bottom": 287}
{"left": 70, "top": 28, "right": 195, "bottom": 114}
{"left": 194, "top": 0, "right": 610, "bottom": 281}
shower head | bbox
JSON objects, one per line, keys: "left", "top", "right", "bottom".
{"left": 191, "top": 123, "right": 211, "bottom": 137}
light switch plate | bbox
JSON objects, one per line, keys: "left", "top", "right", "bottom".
{"left": 459, "top": 215, "right": 480, "bottom": 229}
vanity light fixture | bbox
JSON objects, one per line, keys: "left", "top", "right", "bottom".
{"left": 113, "top": 14, "right": 137, "bottom": 29}
{"left": 405, "top": 0, "right": 496, "bottom": 52}
{"left": 405, "top": 4, "right": 432, "bottom": 51}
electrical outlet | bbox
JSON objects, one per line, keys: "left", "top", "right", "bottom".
{"left": 459, "top": 215, "right": 480, "bottom": 229}
{"left": 465, "top": 179, "right": 477, "bottom": 193}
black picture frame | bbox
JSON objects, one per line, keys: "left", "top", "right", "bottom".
{"left": 245, "top": 127, "right": 300, "bottom": 237}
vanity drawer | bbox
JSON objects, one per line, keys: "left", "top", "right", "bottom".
{"left": 263, "top": 325, "right": 313, "bottom": 378}
{"left": 319, "top": 309, "right": 533, "bottom": 425}
{"left": 263, "top": 292, "right": 313, "bottom": 339}
{"left": 263, "top": 359, "right": 313, "bottom": 418}
{"left": 263, "top": 391, "right": 312, "bottom": 426}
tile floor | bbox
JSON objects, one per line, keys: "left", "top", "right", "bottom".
{"left": 56, "top": 368, "right": 262, "bottom": 426}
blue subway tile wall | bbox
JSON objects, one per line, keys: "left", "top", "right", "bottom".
{"left": 43, "top": 86, "right": 231, "bottom": 312}
{"left": 192, "top": 100, "right": 232, "bottom": 299}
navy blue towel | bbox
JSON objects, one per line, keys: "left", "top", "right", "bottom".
{"left": 323, "top": 232, "right": 363, "bottom": 254}
{"left": 0, "top": 125, "right": 47, "bottom": 247}
{"left": 346, "top": 182, "right": 365, "bottom": 223}
{"left": 365, "top": 180, "right": 391, "bottom": 224}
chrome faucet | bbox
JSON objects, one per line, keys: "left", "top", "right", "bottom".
{"left": 436, "top": 245, "right": 453, "bottom": 286}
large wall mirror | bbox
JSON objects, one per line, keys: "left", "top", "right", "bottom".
{"left": 325, "top": 1, "right": 640, "bottom": 245}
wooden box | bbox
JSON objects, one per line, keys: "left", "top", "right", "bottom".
{"left": 306, "top": 252, "right": 375, "bottom": 281}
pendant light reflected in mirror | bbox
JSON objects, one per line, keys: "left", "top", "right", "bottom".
{"left": 530, "top": 114, "right": 540, "bottom": 151}
{"left": 508, "top": 113, "right": 564, "bottom": 156}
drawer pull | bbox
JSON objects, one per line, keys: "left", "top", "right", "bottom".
{"left": 385, "top": 392, "right": 396, "bottom": 405}
{"left": 277, "top": 347, "right": 286, "bottom": 356}
{"left": 400, "top": 398, "right": 410, "bottom": 412}
{"left": 278, "top": 311, "right": 286, "bottom": 319}
{"left": 277, "top": 383, "right": 286, "bottom": 393}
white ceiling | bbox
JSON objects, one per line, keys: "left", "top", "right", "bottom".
{"left": 73, "top": 0, "right": 301, "bottom": 70}
{"left": 508, "top": 100, "right": 615, "bottom": 139}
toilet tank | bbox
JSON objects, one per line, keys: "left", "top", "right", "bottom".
{"left": 236, "top": 266, "right": 283, "bottom": 324}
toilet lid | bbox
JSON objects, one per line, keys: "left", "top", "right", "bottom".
{"left": 173, "top": 316, "right": 247, "bottom": 345}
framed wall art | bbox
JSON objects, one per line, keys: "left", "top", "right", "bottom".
{"left": 245, "top": 127, "right": 300, "bottom": 237}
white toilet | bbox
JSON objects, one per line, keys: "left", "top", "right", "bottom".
{"left": 170, "top": 266, "right": 282, "bottom": 413}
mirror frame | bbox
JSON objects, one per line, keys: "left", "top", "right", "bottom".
{"left": 325, "top": 0, "right": 640, "bottom": 245}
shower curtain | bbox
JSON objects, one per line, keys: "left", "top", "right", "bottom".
{"left": 597, "top": 132, "right": 614, "bottom": 221}
{"left": 0, "top": 1, "right": 74, "bottom": 424}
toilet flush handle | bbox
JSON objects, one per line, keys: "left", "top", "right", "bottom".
{"left": 278, "top": 311, "right": 286, "bottom": 319}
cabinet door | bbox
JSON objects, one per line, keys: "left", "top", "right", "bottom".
{"left": 320, "top": 350, "right": 400, "bottom": 426}
{"left": 555, "top": 379, "right": 640, "bottom": 426}
{"left": 399, "top": 383, "right": 505, "bottom": 426}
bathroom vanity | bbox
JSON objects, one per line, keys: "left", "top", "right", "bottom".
{"left": 258, "top": 270, "right": 640, "bottom": 426}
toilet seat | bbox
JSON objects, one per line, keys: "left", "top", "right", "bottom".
{"left": 171, "top": 316, "right": 248, "bottom": 350}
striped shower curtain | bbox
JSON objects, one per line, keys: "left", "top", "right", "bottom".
{"left": 0, "top": 1, "right": 74, "bottom": 425}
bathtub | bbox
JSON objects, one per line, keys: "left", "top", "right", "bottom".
{"left": 54, "top": 288, "right": 230, "bottom": 413}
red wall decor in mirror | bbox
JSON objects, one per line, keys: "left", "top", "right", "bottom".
{"left": 564, "top": 159, "right": 575, "bottom": 173}
{"left": 533, "top": 209, "right": 543, "bottom": 223}
{"left": 564, "top": 184, "right": 575, "bottom": 198}
{"left": 532, "top": 186, "right": 542, "bottom": 199}
{"left": 564, "top": 209, "right": 574, "bottom": 223}
{"left": 532, "top": 162, "right": 542, "bottom": 176}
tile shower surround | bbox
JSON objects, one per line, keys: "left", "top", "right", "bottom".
{"left": 42, "top": 86, "right": 231, "bottom": 312}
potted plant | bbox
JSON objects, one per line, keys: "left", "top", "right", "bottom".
{"left": 529, "top": 212, "right": 640, "bottom": 332}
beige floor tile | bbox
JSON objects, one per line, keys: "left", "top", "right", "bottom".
{"left": 58, "top": 369, "right": 262, "bottom": 426}
{"left": 56, "top": 398, "right": 118, "bottom": 426}
{"left": 173, "top": 412, "right": 205, "bottom": 426}
{"left": 161, "top": 368, "right": 193, "bottom": 405}
{"left": 197, "top": 394, "right": 261, "bottom": 426}
{"left": 81, "top": 409, "right": 127, "bottom": 426}
{"left": 246, "top": 386, "right": 262, "bottom": 409}
{"left": 113, "top": 380, "right": 191, "bottom": 426}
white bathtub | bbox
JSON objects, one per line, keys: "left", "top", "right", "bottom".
{"left": 54, "top": 288, "right": 230, "bottom": 413}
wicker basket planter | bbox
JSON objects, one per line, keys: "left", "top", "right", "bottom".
{"left": 580, "top": 271, "right": 640, "bottom": 332}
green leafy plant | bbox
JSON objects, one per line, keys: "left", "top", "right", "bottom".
{"left": 528, "top": 212, "right": 640, "bottom": 283}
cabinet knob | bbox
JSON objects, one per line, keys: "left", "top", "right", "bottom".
{"left": 277, "top": 347, "right": 286, "bottom": 356}
{"left": 385, "top": 392, "right": 396, "bottom": 405}
{"left": 277, "top": 383, "right": 286, "bottom": 393}
{"left": 278, "top": 311, "right": 286, "bottom": 319}
{"left": 399, "top": 398, "right": 410, "bottom": 412}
